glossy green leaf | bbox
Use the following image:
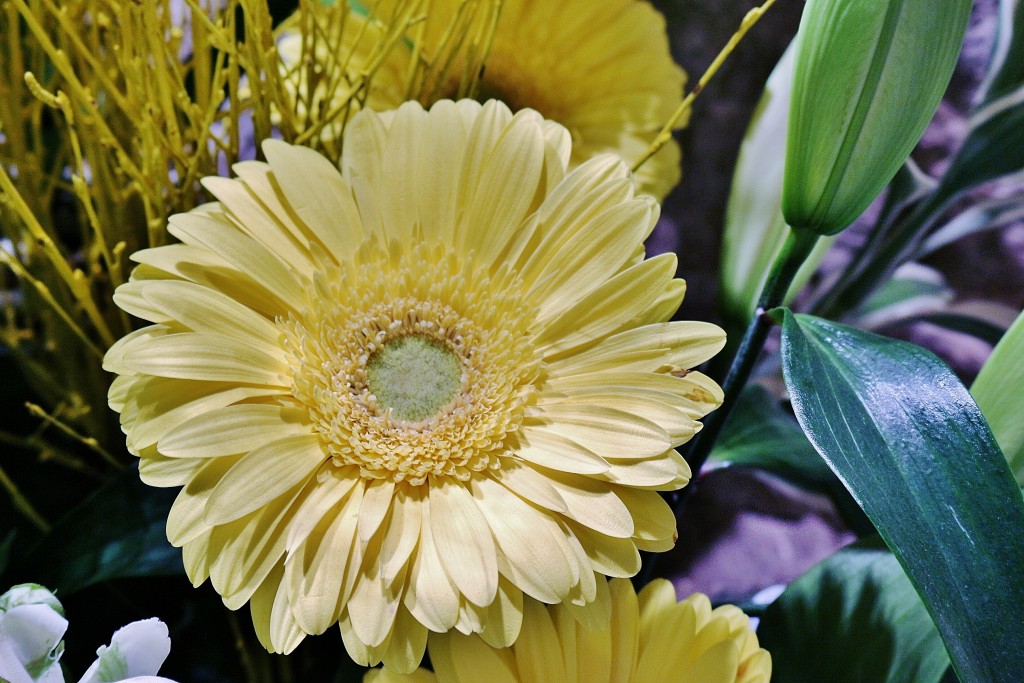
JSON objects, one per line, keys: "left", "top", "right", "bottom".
{"left": 707, "top": 384, "right": 833, "bottom": 485}
{"left": 783, "top": 0, "right": 971, "bottom": 235}
{"left": 18, "top": 466, "right": 181, "bottom": 594}
{"left": 720, "top": 44, "right": 834, "bottom": 325}
{"left": 780, "top": 311, "right": 1024, "bottom": 681}
{"left": 972, "top": 309, "right": 1024, "bottom": 484}
{"left": 758, "top": 537, "right": 950, "bottom": 683}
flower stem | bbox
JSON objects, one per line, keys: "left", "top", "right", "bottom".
{"left": 680, "top": 228, "right": 819, "bottom": 482}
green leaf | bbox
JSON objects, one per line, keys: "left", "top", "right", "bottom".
{"left": 783, "top": 0, "right": 972, "bottom": 235}
{"left": 720, "top": 43, "right": 834, "bottom": 325}
{"left": 758, "top": 537, "right": 950, "bottom": 683}
{"left": 857, "top": 264, "right": 951, "bottom": 330}
{"left": 972, "top": 309, "right": 1024, "bottom": 484}
{"left": 918, "top": 193, "right": 1024, "bottom": 257}
{"left": 18, "top": 466, "right": 181, "bottom": 594}
{"left": 780, "top": 311, "right": 1024, "bottom": 681}
{"left": 707, "top": 384, "right": 834, "bottom": 485}
{"left": 935, "top": 0, "right": 1024, "bottom": 200}
{"left": 917, "top": 308, "right": 1015, "bottom": 348}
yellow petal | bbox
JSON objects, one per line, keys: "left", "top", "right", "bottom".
{"left": 159, "top": 404, "right": 312, "bottom": 458}
{"left": 200, "top": 175, "right": 313, "bottom": 278}
{"left": 524, "top": 404, "right": 670, "bottom": 459}
{"left": 529, "top": 468, "right": 634, "bottom": 539}
{"left": 534, "top": 254, "right": 678, "bottom": 357}
{"left": 428, "top": 480, "right": 499, "bottom": 608}
{"left": 286, "top": 481, "right": 363, "bottom": 634}
{"left": 138, "top": 279, "right": 282, "bottom": 343}
{"left": 471, "top": 476, "right": 574, "bottom": 603}
{"left": 515, "top": 599, "right": 570, "bottom": 683}
{"left": 433, "top": 633, "right": 520, "bottom": 683}
{"left": 403, "top": 498, "right": 460, "bottom": 632}
{"left": 565, "top": 521, "right": 640, "bottom": 578}
{"left": 168, "top": 212, "right": 308, "bottom": 312}
{"left": 120, "top": 332, "right": 289, "bottom": 386}
{"left": 262, "top": 139, "right": 364, "bottom": 257}
{"left": 549, "top": 321, "right": 727, "bottom": 375}
{"left": 462, "top": 109, "right": 546, "bottom": 269}
{"left": 514, "top": 426, "right": 610, "bottom": 475}
{"left": 205, "top": 434, "right": 325, "bottom": 525}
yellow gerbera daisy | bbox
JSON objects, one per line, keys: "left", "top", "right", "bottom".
{"left": 104, "top": 100, "right": 724, "bottom": 672}
{"left": 276, "top": 0, "right": 685, "bottom": 198}
{"left": 366, "top": 579, "right": 772, "bottom": 683}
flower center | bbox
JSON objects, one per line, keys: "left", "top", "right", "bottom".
{"left": 281, "top": 241, "right": 541, "bottom": 485}
{"left": 367, "top": 335, "right": 463, "bottom": 423}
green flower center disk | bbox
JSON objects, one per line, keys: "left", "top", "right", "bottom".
{"left": 367, "top": 335, "right": 463, "bottom": 422}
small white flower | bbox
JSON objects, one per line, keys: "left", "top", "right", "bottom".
{"left": 0, "top": 584, "right": 67, "bottom": 683}
{"left": 77, "top": 619, "right": 173, "bottom": 683}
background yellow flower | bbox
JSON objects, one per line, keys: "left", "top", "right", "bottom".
{"left": 366, "top": 578, "right": 772, "bottom": 683}
{"left": 103, "top": 100, "right": 724, "bottom": 672}
{"left": 276, "top": 0, "right": 686, "bottom": 198}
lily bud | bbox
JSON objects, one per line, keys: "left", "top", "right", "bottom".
{"left": 782, "top": 0, "right": 971, "bottom": 235}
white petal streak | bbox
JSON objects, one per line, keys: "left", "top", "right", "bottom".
{"left": 205, "top": 434, "right": 325, "bottom": 525}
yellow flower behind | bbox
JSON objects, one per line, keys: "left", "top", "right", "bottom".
{"left": 366, "top": 579, "right": 772, "bottom": 683}
{"left": 104, "top": 100, "right": 724, "bottom": 672}
{"left": 276, "top": 0, "right": 686, "bottom": 198}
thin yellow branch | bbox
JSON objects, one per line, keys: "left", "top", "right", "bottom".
{"left": 633, "top": 0, "right": 778, "bottom": 172}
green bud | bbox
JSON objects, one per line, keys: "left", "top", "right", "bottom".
{"left": 722, "top": 43, "right": 835, "bottom": 324}
{"left": 782, "top": 0, "right": 971, "bottom": 235}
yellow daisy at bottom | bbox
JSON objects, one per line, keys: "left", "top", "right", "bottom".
{"left": 103, "top": 100, "right": 725, "bottom": 672}
{"left": 367, "top": 579, "right": 771, "bottom": 683}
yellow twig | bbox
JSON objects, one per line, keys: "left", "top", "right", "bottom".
{"left": 0, "top": 464, "right": 51, "bottom": 533}
{"left": 633, "top": 0, "right": 778, "bottom": 172}
{"left": 26, "top": 403, "right": 123, "bottom": 470}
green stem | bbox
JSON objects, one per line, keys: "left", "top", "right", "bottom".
{"left": 681, "top": 229, "right": 819, "bottom": 495}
